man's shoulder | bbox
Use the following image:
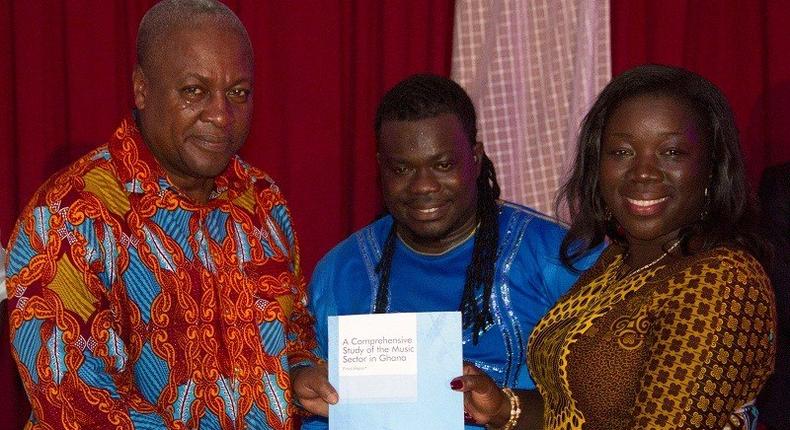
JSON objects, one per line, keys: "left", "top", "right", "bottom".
{"left": 499, "top": 201, "right": 568, "bottom": 237}
{"left": 28, "top": 145, "right": 115, "bottom": 205}
{"left": 315, "top": 216, "right": 393, "bottom": 269}
{"left": 56, "top": 145, "right": 113, "bottom": 178}
{"left": 496, "top": 201, "right": 592, "bottom": 269}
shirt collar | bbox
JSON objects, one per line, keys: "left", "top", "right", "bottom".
{"left": 107, "top": 113, "right": 250, "bottom": 203}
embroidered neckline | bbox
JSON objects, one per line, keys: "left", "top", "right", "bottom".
{"left": 395, "top": 222, "right": 480, "bottom": 256}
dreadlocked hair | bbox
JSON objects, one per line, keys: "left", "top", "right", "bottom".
{"left": 374, "top": 226, "right": 397, "bottom": 313}
{"left": 372, "top": 74, "right": 502, "bottom": 344}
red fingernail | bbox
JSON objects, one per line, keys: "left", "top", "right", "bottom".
{"left": 450, "top": 378, "right": 463, "bottom": 390}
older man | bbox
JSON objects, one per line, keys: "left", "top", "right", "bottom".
{"left": 295, "top": 74, "right": 601, "bottom": 429}
{"left": 5, "top": 1, "right": 318, "bottom": 428}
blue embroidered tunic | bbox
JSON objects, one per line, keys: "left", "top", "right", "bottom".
{"left": 305, "top": 202, "right": 601, "bottom": 429}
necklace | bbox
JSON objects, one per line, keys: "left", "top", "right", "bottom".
{"left": 616, "top": 240, "right": 681, "bottom": 280}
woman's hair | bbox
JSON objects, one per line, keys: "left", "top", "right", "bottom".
{"left": 557, "top": 64, "right": 765, "bottom": 268}
{"left": 373, "top": 74, "right": 501, "bottom": 343}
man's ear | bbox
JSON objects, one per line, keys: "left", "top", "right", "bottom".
{"left": 132, "top": 65, "right": 147, "bottom": 110}
{"left": 376, "top": 152, "right": 382, "bottom": 166}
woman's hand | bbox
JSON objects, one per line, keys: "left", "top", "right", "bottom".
{"left": 451, "top": 363, "right": 512, "bottom": 427}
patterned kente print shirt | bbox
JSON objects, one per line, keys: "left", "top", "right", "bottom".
{"left": 5, "top": 117, "right": 318, "bottom": 429}
{"left": 528, "top": 246, "right": 776, "bottom": 430}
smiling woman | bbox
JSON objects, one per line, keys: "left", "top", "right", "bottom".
{"left": 599, "top": 93, "right": 710, "bottom": 261}
{"left": 527, "top": 64, "right": 777, "bottom": 430}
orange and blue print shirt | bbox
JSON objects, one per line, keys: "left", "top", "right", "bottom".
{"left": 5, "top": 116, "right": 318, "bottom": 429}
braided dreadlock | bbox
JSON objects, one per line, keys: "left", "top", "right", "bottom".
{"left": 372, "top": 74, "right": 501, "bottom": 344}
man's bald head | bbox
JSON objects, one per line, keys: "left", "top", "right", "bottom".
{"left": 136, "top": 0, "right": 252, "bottom": 72}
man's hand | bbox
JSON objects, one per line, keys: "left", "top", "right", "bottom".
{"left": 451, "top": 363, "right": 511, "bottom": 426}
{"left": 290, "top": 363, "right": 339, "bottom": 417}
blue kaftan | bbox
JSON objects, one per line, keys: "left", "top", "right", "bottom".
{"left": 304, "top": 202, "right": 601, "bottom": 429}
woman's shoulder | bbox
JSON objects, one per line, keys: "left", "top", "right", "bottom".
{"left": 679, "top": 246, "right": 768, "bottom": 281}
{"left": 657, "top": 246, "right": 773, "bottom": 309}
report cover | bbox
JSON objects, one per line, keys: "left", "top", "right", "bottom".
{"left": 328, "top": 311, "right": 463, "bottom": 430}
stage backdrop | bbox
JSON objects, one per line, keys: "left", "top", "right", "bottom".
{"left": 452, "top": 0, "right": 611, "bottom": 218}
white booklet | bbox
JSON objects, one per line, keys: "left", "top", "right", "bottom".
{"left": 328, "top": 311, "right": 463, "bottom": 430}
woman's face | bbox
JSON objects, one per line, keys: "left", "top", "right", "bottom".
{"left": 599, "top": 93, "right": 711, "bottom": 248}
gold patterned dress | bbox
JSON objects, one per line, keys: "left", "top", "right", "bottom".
{"left": 527, "top": 246, "right": 776, "bottom": 430}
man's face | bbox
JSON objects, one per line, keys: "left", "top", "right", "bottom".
{"left": 133, "top": 19, "right": 253, "bottom": 194}
{"left": 378, "top": 113, "right": 482, "bottom": 254}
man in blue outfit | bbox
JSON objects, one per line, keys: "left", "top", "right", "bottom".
{"left": 293, "top": 74, "right": 601, "bottom": 429}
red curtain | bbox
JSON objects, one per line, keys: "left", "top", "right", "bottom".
{"left": 611, "top": 0, "right": 790, "bottom": 187}
{"left": 0, "top": 1, "right": 453, "bottom": 426}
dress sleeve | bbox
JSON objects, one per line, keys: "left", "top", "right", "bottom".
{"left": 6, "top": 202, "right": 164, "bottom": 429}
{"left": 628, "top": 253, "right": 776, "bottom": 429}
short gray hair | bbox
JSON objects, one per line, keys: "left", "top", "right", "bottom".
{"left": 136, "top": 0, "right": 252, "bottom": 70}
